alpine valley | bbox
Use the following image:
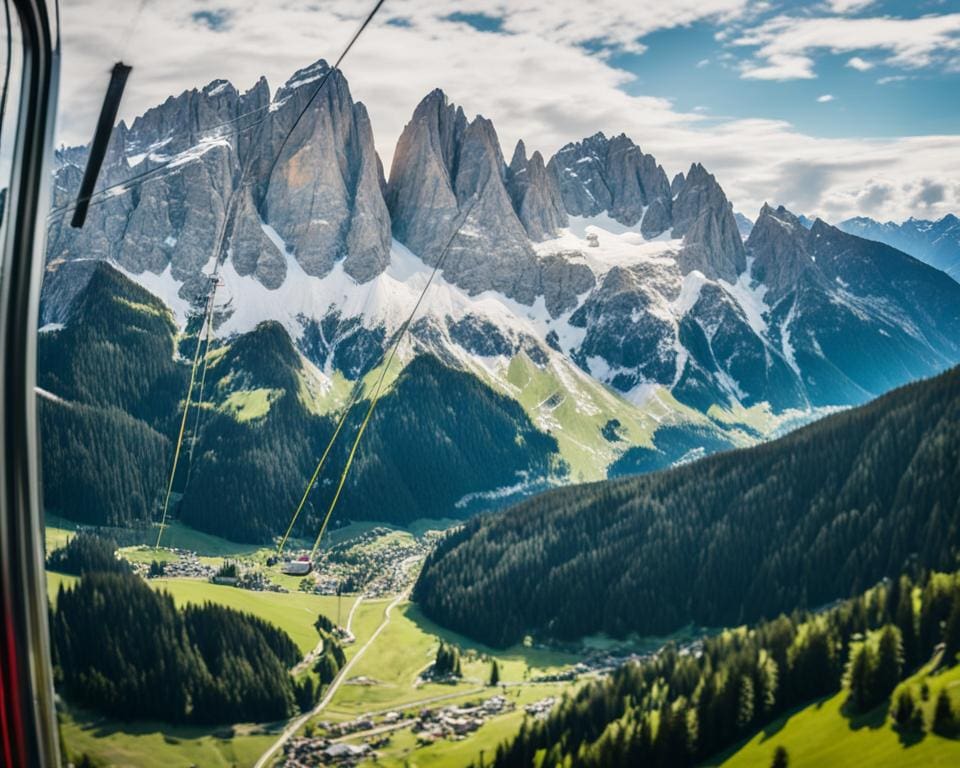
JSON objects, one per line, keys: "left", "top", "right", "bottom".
{"left": 40, "top": 59, "right": 960, "bottom": 541}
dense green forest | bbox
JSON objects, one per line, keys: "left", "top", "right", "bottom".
{"left": 38, "top": 263, "right": 185, "bottom": 429}
{"left": 38, "top": 263, "right": 562, "bottom": 540}
{"left": 180, "top": 328, "right": 561, "bottom": 540}
{"left": 415, "top": 365, "right": 960, "bottom": 647}
{"left": 39, "top": 398, "right": 170, "bottom": 527}
{"left": 483, "top": 570, "right": 960, "bottom": 768}
{"left": 45, "top": 533, "right": 129, "bottom": 575}
{"left": 50, "top": 570, "right": 303, "bottom": 724}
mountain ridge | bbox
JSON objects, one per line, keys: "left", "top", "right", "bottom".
{"left": 39, "top": 58, "right": 960, "bottom": 532}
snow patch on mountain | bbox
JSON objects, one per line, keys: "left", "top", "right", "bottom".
{"left": 719, "top": 258, "right": 769, "bottom": 337}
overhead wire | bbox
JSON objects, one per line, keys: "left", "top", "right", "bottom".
{"left": 46, "top": 0, "right": 386, "bottom": 227}
{"left": 300, "top": 194, "right": 480, "bottom": 562}
{"left": 154, "top": 0, "right": 388, "bottom": 548}
{"left": 183, "top": 278, "right": 220, "bottom": 488}
{"left": 155, "top": 283, "right": 218, "bottom": 547}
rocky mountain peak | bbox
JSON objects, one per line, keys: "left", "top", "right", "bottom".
{"left": 671, "top": 163, "right": 745, "bottom": 282}
{"left": 505, "top": 140, "right": 568, "bottom": 241}
{"left": 547, "top": 131, "right": 672, "bottom": 237}
{"left": 746, "top": 203, "right": 817, "bottom": 302}
{"left": 387, "top": 90, "right": 540, "bottom": 303}
{"left": 670, "top": 171, "right": 685, "bottom": 197}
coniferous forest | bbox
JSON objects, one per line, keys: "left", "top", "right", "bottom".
{"left": 483, "top": 570, "right": 960, "bottom": 768}
{"left": 38, "top": 262, "right": 561, "bottom": 541}
{"left": 415, "top": 364, "right": 960, "bottom": 647}
{"left": 50, "top": 571, "right": 303, "bottom": 724}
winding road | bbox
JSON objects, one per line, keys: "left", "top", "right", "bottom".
{"left": 253, "top": 589, "right": 406, "bottom": 768}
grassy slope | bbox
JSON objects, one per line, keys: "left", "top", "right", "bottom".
{"left": 147, "top": 578, "right": 350, "bottom": 655}
{"left": 711, "top": 663, "right": 960, "bottom": 768}
{"left": 58, "top": 706, "right": 276, "bottom": 768}
{"left": 322, "top": 601, "right": 577, "bottom": 718}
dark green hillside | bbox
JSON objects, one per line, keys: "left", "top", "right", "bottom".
{"left": 38, "top": 262, "right": 563, "bottom": 538}
{"left": 38, "top": 263, "right": 181, "bottom": 526}
{"left": 484, "top": 570, "right": 960, "bottom": 768}
{"left": 38, "top": 262, "right": 185, "bottom": 429}
{"left": 414, "top": 365, "right": 960, "bottom": 647}
{"left": 51, "top": 571, "right": 302, "bottom": 724}
{"left": 180, "top": 333, "right": 562, "bottom": 541}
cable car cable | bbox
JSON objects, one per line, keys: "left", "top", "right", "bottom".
{"left": 305, "top": 193, "right": 479, "bottom": 561}
{"left": 154, "top": 0, "right": 387, "bottom": 547}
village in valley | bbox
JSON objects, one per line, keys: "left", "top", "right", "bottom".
{"left": 49, "top": 517, "right": 680, "bottom": 768}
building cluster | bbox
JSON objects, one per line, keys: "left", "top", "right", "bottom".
{"left": 136, "top": 549, "right": 214, "bottom": 580}
{"left": 282, "top": 737, "right": 373, "bottom": 766}
{"left": 412, "top": 696, "right": 511, "bottom": 743}
{"left": 302, "top": 527, "right": 441, "bottom": 597}
{"left": 524, "top": 696, "right": 557, "bottom": 720}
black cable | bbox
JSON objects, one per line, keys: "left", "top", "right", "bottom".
{"left": 155, "top": 0, "right": 388, "bottom": 545}
{"left": 266, "top": 0, "right": 386, "bottom": 183}
{"left": 70, "top": 62, "right": 132, "bottom": 227}
{"left": 47, "top": 0, "right": 388, "bottom": 225}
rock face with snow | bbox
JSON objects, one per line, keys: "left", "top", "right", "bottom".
{"left": 47, "top": 60, "right": 391, "bottom": 301}
{"left": 386, "top": 90, "right": 542, "bottom": 303}
{"left": 838, "top": 213, "right": 960, "bottom": 281}
{"left": 257, "top": 62, "right": 391, "bottom": 283}
{"left": 671, "top": 163, "right": 745, "bottom": 282}
{"left": 747, "top": 204, "right": 819, "bottom": 303}
{"left": 43, "top": 58, "right": 960, "bottom": 432}
{"left": 547, "top": 132, "right": 673, "bottom": 237}
{"left": 505, "top": 140, "right": 567, "bottom": 241}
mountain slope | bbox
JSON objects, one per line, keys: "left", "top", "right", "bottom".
{"left": 44, "top": 61, "right": 960, "bottom": 427}
{"left": 39, "top": 59, "right": 960, "bottom": 533}
{"left": 36, "top": 263, "right": 576, "bottom": 540}
{"left": 414, "top": 364, "right": 960, "bottom": 647}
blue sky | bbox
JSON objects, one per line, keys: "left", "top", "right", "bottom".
{"left": 58, "top": 0, "right": 960, "bottom": 223}
{"left": 614, "top": 19, "right": 960, "bottom": 140}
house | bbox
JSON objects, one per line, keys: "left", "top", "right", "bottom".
{"left": 323, "top": 742, "right": 369, "bottom": 760}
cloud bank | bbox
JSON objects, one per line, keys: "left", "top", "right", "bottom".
{"left": 56, "top": 0, "right": 960, "bottom": 224}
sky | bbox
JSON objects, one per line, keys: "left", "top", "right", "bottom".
{"left": 55, "top": 0, "right": 960, "bottom": 224}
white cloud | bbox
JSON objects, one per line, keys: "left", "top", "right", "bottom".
{"left": 877, "top": 74, "right": 910, "bottom": 85}
{"left": 733, "top": 12, "right": 960, "bottom": 81}
{"left": 740, "top": 52, "right": 815, "bottom": 80}
{"left": 827, "top": 0, "right": 874, "bottom": 13}
{"left": 816, "top": 94, "right": 835, "bottom": 102}
{"left": 55, "top": 0, "right": 960, "bottom": 226}
{"left": 846, "top": 56, "right": 873, "bottom": 71}
{"left": 696, "top": 58, "right": 711, "bottom": 68}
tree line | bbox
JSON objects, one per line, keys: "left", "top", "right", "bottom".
{"left": 50, "top": 569, "right": 304, "bottom": 724}
{"left": 39, "top": 263, "right": 563, "bottom": 541}
{"left": 46, "top": 532, "right": 129, "bottom": 576}
{"left": 483, "top": 569, "right": 960, "bottom": 768}
{"left": 415, "top": 364, "right": 960, "bottom": 647}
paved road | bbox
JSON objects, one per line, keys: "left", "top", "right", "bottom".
{"left": 291, "top": 594, "right": 364, "bottom": 676}
{"left": 252, "top": 590, "right": 405, "bottom": 768}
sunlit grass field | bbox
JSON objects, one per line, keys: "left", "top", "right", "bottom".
{"left": 712, "top": 662, "right": 960, "bottom": 768}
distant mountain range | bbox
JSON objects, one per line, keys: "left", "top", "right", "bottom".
{"left": 38, "top": 58, "right": 960, "bottom": 537}
{"left": 839, "top": 214, "right": 960, "bottom": 281}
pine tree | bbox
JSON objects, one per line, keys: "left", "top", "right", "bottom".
{"left": 770, "top": 745, "right": 788, "bottom": 768}
{"left": 874, "top": 625, "right": 903, "bottom": 699}
{"left": 489, "top": 660, "right": 500, "bottom": 686}
{"left": 848, "top": 644, "right": 875, "bottom": 712}
{"left": 933, "top": 689, "right": 956, "bottom": 736}
{"left": 892, "top": 689, "right": 915, "bottom": 727}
